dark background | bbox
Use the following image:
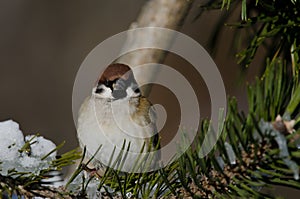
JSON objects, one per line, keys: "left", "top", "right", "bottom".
{"left": 1, "top": 1, "right": 296, "bottom": 197}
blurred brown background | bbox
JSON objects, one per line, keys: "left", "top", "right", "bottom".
{"left": 1, "top": 0, "right": 298, "bottom": 198}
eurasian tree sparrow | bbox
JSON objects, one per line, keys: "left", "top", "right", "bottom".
{"left": 77, "top": 63, "right": 160, "bottom": 173}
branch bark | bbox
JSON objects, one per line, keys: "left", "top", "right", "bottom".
{"left": 115, "top": 0, "right": 194, "bottom": 96}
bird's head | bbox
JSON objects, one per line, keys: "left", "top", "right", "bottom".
{"left": 94, "top": 63, "right": 141, "bottom": 100}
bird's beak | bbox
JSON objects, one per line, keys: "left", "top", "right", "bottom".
{"left": 112, "top": 82, "right": 127, "bottom": 99}
{"left": 112, "top": 89, "right": 127, "bottom": 99}
{"left": 112, "top": 83, "right": 116, "bottom": 90}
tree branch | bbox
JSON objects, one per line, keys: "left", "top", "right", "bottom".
{"left": 116, "top": 0, "right": 194, "bottom": 96}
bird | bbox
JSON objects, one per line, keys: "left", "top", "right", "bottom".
{"left": 77, "top": 63, "right": 160, "bottom": 173}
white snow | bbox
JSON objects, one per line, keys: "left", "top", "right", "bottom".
{"left": 0, "top": 120, "right": 57, "bottom": 176}
{"left": 0, "top": 120, "right": 25, "bottom": 161}
{"left": 67, "top": 171, "right": 102, "bottom": 199}
{"left": 25, "top": 135, "right": 57, "bottom": 158}
{"left": 19, "top": 156, "right": 41, "bottom": 168}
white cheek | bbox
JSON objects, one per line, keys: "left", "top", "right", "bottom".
{"left": 126, "top": 87, "right": 140, "bottom": 98}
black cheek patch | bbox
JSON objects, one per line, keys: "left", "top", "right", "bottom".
{"left": 134, "top": 87, "right": 140, "bottom": 93}
{"left": 95, "top": 87, "right": 104, "bottom": 94}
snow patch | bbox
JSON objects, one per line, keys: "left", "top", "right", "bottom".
{"left": 0, "top": 120, "right": 57, "bottom": 176}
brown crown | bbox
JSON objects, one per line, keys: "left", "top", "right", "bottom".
{"left": 99, "top": 63, "right": 133, "bottom": 83}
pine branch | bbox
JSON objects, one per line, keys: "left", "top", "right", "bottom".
{"left": 195, "top": 0, "right": 300, "bottom": 70}
{"left": 0, "top": 134, "right": 81, "bottom": 199}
